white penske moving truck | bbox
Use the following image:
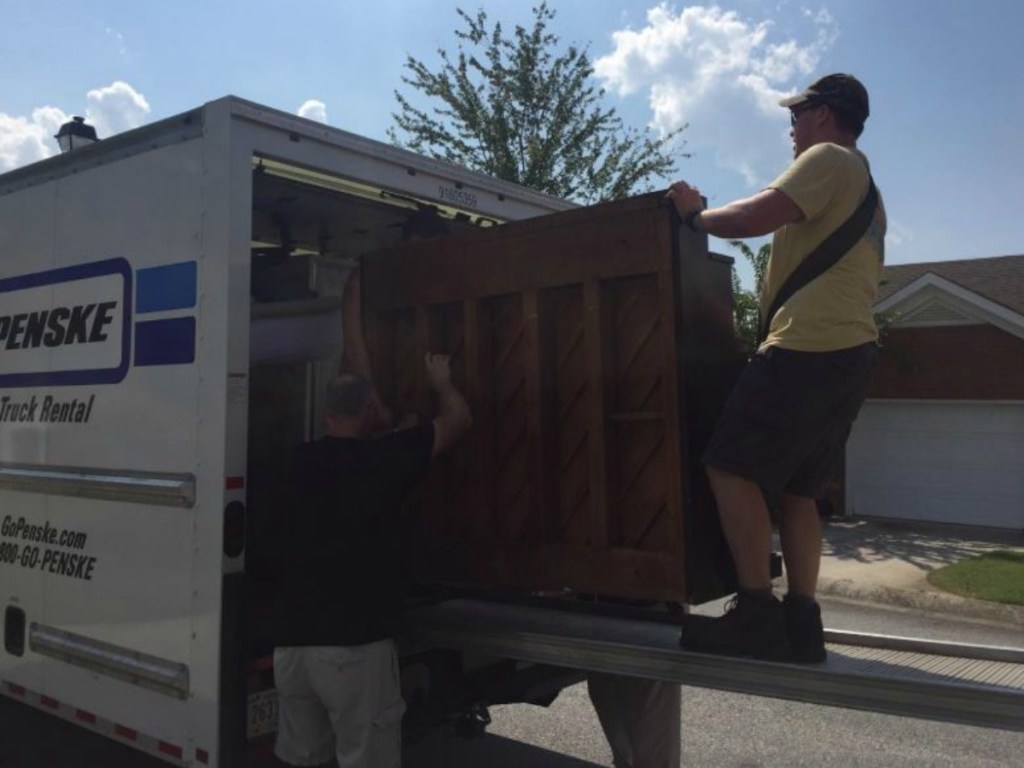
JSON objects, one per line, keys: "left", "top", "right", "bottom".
{"left": 0, "top": 97, "right": 584, "bottom": 766}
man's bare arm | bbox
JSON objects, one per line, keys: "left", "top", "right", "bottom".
{"left": 342, "top": 266, "right": 396, "bottom": 429}
{"left": 342, "top": 266, "right": 373, "bottom": 379}
{"left": 424, "top": 353, "right": 472, "bottom": 458}
{"left": 667, "top": 182, "right": 804, "bottom": 238}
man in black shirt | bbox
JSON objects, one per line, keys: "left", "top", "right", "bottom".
{"left": 273, "top": 354, "right": 471, "bottom": 768}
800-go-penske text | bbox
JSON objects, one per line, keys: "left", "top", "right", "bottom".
{"left": 0, "top": 516, "right": 97, "bottom": 580}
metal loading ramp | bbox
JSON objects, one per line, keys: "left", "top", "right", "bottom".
{"left": 405, "top": 599, "right": 1024, "bottom": 732}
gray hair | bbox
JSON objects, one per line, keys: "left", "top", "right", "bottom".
{"left": 325, "top": 373, "right": 374, "bottom": 418}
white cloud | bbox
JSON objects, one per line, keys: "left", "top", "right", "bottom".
{"left": 85, "top": 81, "right": 150, "bottom": 139}
{"left": 594, "top": 4, "right": 838, "bottom": 186}
{"left": 0, "top": 107, "right": 69, "bottom": 171}
{"left": 298, "top": 100, "right": 328, "bottom": 124}
{"left": 105, "top": 27, "right": 130, "bottom": 59}
{"left": 0, "top": 81, "right": 151, "bottom": 172}
{"left": 886, "top": 218, "right": 913, "bottom": 250}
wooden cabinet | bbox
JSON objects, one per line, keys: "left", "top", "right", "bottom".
{"left": 363, "top": 193, "right": 742, "bottom": 603}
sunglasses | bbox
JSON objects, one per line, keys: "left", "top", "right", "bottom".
{"left": 790, "top": 100, "right": 826, "bottom": 126}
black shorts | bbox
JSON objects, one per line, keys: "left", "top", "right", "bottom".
{"left": 702, "top": 342, "right": 878, "bottom": 498}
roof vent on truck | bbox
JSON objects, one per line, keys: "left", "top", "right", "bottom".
{"left": 54, "top": 116, "right": 99, "bottom": 154}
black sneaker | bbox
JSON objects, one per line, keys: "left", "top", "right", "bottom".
{"left": 679, "top": 592, "right": 793, "bottom": 661}
{"left": 782, "top": 594, "right": 827, "bottom": 663}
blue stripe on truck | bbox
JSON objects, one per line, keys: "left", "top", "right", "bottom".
{"left": 134, "top": 317, "right": 196, "bottom": 366}
{"left": 135, "top": 261, "right": 197, "bottom": 314}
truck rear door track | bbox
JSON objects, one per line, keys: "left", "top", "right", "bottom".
{"left": 405, "top": 599, "right": 1024, "bottom": 732}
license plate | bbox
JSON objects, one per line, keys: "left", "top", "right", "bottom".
{"left": 247, "top": 688, "right": 279, "bottom": 738}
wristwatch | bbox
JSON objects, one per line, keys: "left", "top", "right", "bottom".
{"left": 684, "top": 209, "right": 703, "bottom": 232}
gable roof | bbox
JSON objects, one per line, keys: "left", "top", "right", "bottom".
{"left": 878, "top": 254, "right": 1024, "bottom": 316}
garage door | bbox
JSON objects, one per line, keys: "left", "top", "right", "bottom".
{"left": 846, "top": 401, "right": 1024, "bottom": 530}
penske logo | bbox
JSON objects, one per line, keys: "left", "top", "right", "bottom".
{"left": 0, "top": 303, "right": 119, "bottom": 350}
{"left": 0, "top": 258, "right": 196, "bottom": 388}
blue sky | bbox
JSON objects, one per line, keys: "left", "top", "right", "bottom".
{"left": 2, "top": 0, "right": 1021, "bottom": 287}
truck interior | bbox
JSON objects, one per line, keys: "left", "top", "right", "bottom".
{"left": 244, "top": 154, "right": 498, "bottom": 589}
{"left": 242, "top": 156, "right": 576, "bottom": 742}
{"left": 246, "top": 153, "right": 498, "bottom": 506}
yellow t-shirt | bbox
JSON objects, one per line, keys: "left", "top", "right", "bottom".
{"left": 760, "top": 143, "right": 885, "bottom": 352}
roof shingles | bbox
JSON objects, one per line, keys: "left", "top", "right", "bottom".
{"left": 878, "top": 254, "right": 1024, "bottom": 316}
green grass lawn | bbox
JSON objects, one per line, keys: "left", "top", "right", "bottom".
{"left": 927, "top": 551, "right": 1024, "bottom": 605}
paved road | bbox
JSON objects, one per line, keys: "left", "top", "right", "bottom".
{"left": 3, "top": 599, "right": 1022, "bottom": 767}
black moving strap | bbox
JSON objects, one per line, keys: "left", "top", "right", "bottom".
{"left": 758, "top": 177, "right": 878, "bottom": 345}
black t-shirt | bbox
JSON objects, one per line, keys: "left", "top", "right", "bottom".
{"left": 272, "top": 423, "right": 435, "bottom": 646}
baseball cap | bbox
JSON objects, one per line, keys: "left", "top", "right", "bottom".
{"left": 779, "top": 73, "right": 869, "bottom": 127}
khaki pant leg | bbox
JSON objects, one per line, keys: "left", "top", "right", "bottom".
{"left": 588, "top": 673, "right": 681, "bottom": 768}
{"left": 588, "top": 672, "right": 633, "bottom": 767}
{"left": 311, "top": 639, "right": 405, "bottom": 768}
{"left": 273, "top": 647, "right": 337, "bottom": 766}
{"left": 361, "top": 640, "right": 405, "bottom": 768}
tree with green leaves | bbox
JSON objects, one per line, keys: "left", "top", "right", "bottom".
{"left": 729, "top": 240, "right": 771, "bottom": 352}
{"left": 389, "top": 3, "right": 686, "bottom": 204}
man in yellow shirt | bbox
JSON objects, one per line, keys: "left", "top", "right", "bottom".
{"left": 667, "top": 73, "right": 885, "bottom": 663}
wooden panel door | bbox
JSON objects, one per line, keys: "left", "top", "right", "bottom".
{"left": 364, "top": 194, "right": 706, "bottom": 602}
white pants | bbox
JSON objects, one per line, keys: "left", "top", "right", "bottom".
{"left": 274, "top": 640, "right": 405, "bottom": 768}
{"left": 588, "top": 673, "right": 681, "bottom": 768}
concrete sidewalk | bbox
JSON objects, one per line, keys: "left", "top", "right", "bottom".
{"left": 787, "top": 518, "right": 1024, "bottom": 627}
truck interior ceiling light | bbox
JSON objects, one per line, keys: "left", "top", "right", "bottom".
{"left": 252, "top": 156, "right": 505, "bottom": 228}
